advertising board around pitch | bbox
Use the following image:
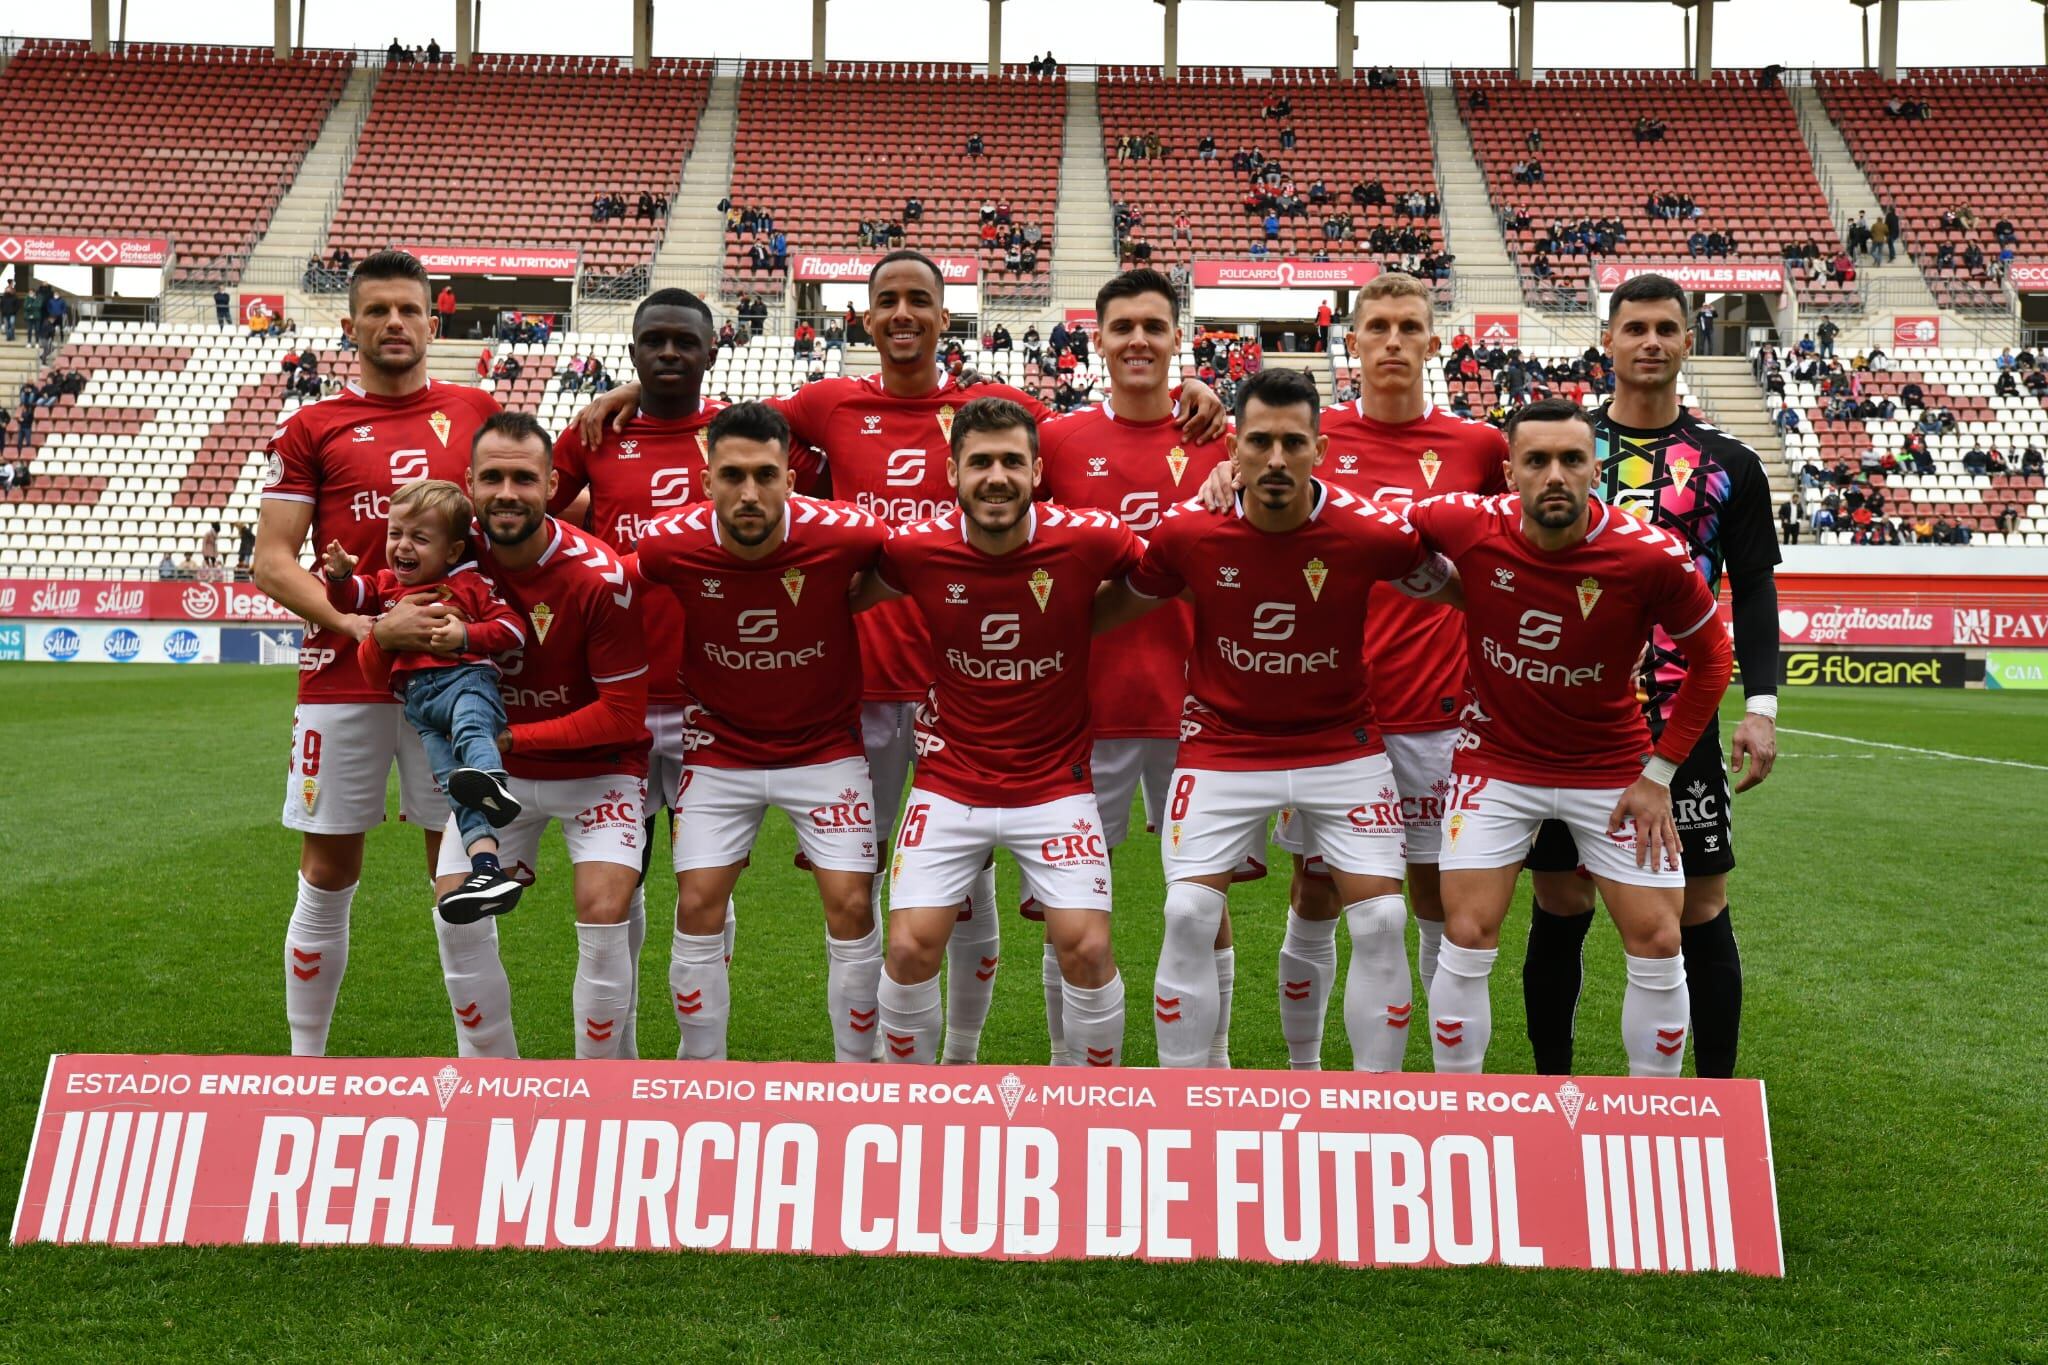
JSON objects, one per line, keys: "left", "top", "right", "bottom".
{"left": 14, "top": 1054, "right": 1784, "bottom": 1275}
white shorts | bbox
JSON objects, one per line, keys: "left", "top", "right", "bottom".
{"left": 673, "top": 756, "right": 879, "bottom": 873}
{"left": 889, "top": 789, "right": 1114, "bottom": 913}
{"left": 1436, "top": 775, "right": 1684, "bottom": 889}
{"left": 1091, "top": 736, "right": 1179, "bottom": 848}
{"left": 433, "top": 774, "right": 649, "bottom": 882}
{"left": 862, "top": 701, "right": 919, "bottom": 853}
{"left": 1272, "top": 728, "right": 1459, "bottom": 869}
{"left": 283, "top": 702, "right": 440, "bottom": 835}
{"left": 1165, "top": 755, "right": 1407, "bottom": 883}
{"left": 646, "top": 704, "right": 687, "bottom": 813}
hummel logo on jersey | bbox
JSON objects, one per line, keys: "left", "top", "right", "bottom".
{"left": 1087, "top": 456, "right": 1108, "bottom": 477}
{"left": 1338, "top": 453, "right": 1359, "bottom": 474}
{"left": 946, "top": 582, "right": 968, "bottom": 604}
{"left": 1493, "top": 567, "right": 1516, "bottom": 592}
{"left": 618, "top": 439, "right": 640, "bottom": 460}
{"left": 352, "top": 424, "right": 374, "bottom": 443}
{"left": 700, "top": 577, "right": 724, "bottom": 599}
{"left": 1217, "top": 566, "right": 1241, "bottom": 588}
{"left": 862, "top": 415, "right": 883, "bottom": 435}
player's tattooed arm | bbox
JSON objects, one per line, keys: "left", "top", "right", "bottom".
{"left": 253, "top": 501, "right": 369, "bottom": 641}
{"left": 1091, "top": 578, "right": 1167, "bottom": 634}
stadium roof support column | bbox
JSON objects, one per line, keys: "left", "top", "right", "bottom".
{"left": 90, "top": 0, "right": 110, "bottom": 54}
{"left": 812, "top": 0, "right": 828, "bottom": 74}
{"left": 1161, "top": 0, "right": 1181, "bottom": 79}
{"left": 1333, "top": 0, "right": 1356, "bottom": 79}
{"left": 988, "top": 0, "right": 1002, "bottom": 77}
{"left": 1693, "top": 0, "right": 1714, "bottom": 79}
{"left": 1878, "top": 0, "right": 1899, "bottom": 80}
{"left": 271, "top": 0, "right": 289, "bottom": 57}
{"left": 455, "top": 0, "right": 474, "bottom": 65}
{"left": 1516, "top": 0, "right": 1536, "bottom": 81}
{"left": 632, "top": 0, "right": 653, "bottom": 70}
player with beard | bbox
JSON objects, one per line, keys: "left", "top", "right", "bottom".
{"left": 1521, "top": 274, "right": 1780, "bottom": 1079}
{"left": 634, "top": 403, "right": 888, "bottom": 1063}
{"left": 579, "top": 250, "right": 1226, "bottom": 1064}
{"left": 1038, "top": 267, "right": 1241, "bottom": 1067}
{"left": 255, "top": 249, "right": 498, "bottom": 1056}
{"left": 1405, "top": 398, "right": 1733, "bottom": 1076}
{"left": 859, "top": 398, "right": 1145, "bottom": 1066}
{"left": 1094, "top": 369, "right": 1458, "bottom": 1070}
{"left": 417, "top": 412, "right": 650, "bottom": 1060}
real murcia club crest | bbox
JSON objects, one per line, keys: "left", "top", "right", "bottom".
{"left": 428, "top": 410, "right": 452, "bottom": 446}
{"left": 1303, "top": 557, "right": 1329, "bottom": 601}
{"left": 696, "top": 430, "right": 710, "bottom": 457}
{"left": 301, "top": 776, "right": 319, "bottom": 813}
{"left": 1166, "top": 445, "right": 1189, "bottom": 484}
{"left": 1575, "top": 576, "right": 1603, "bottom": 619}
{"left": 1668, "top": 453, "right": 1695, "bottom": 491}
{"left": 530, "top": 602, "right": 555, "bottom": 643}
{"left": 1419, "top": 448, "right": 1442, "bottom": 488}
{"left": 781, "top": 567, "right": 806, "bottom": 604}
{"left": 1028, "top": 568, "right": 1054, "bottom": 611}
{"left": 936, "top": 404, "right": 956, "bottom": 444}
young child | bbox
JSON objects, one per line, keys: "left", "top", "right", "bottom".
{"left": 323, "top": 478, "right": 527, "bottom": 925}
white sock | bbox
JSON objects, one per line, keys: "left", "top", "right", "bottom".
{"left": 1415, "top": 918, "right": 1445, "bottom": 995}
{"left": 285, "top": 876, "right": 353, "bottom": 1057}
{"left": 723, "top": 896, "right": 737, "bottom": 964}
{"left": 1429, "top": 941, "right": 1498, "bottom": 1074}
{"left": 878, "top": 972, "right": 942, "bottom": 1065}
{"left": 942, "top": 865, "right": 1001, "bottom": 1063}
{"left": 824, "top": 924, "right": 883, "bottom": 1063}
{"left": 436, "top": 913, "right": 517, "bottom": 1059}
{"left": 1063, "top": 972, "right": 1126, "bottom": 1067}
{"left": 1155, "top": 882, "right": 1226, "bottom": 1067}
{"left": 1343, "top": 895, "right": 1413, "bottom": 1073}
{"left": 669, "top": 929, "right": 730, "bottom": 1060}
{"left": 1210, "top": 947, "right": 1236, "bottom": 1067}
{"left": 1278, "top": 909, "right": 1338, "bottom": 1070}
{"left": 618, "top": 885, "right": 646, "bottom": 1060}
{"left": 1042, "top": 942, "right": 1069, "bottom": 1064}
{"left": 574, "top": 922, "right": 633, "bottom": 1060}
{"left": 1623, "top": 952, "right": 1690, "bottom": 1078}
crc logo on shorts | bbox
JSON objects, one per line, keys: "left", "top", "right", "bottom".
{"left": 389, "top": 450, "right": 430, "bottom": 484}
{"left": 576, "top": 788, "right": 640, "bottom": 831}
{"left": 885, "top": 449, "right": 926, "bottom": 486}
{"left": 648, "top": 467, "right": 695, "bottom": 508}
{"left": 735, "top": 609, "right": 779, "bottom": 644}
{"left": 1250, "top": 602, "right": 1296, "bottom": 641}
{"left": 809, "top": 788, "right": 873, "bottom": 832}
{"left": 103, "top": 628, "right": 142, "bottom": 661}
{"left": 980, "top": 613, "right": 1021, "bottom": 651}
{"left": 1517, "top": 609, "right": 1564, "bottom": 652}
{"left": 1674, "top": 778, "right": 1721, "bottom": 830}
{"left": 1346, "top": 787, "right": 1406, "bottom": 829}
{"left": 1039, "top": 818, "right": 1107, "bottom": 867}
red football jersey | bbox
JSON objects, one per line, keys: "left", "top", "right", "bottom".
{"left": 1406, "top": 493, "right": 1720, "bottom": 788}
{"left": 771, "top": 374, "right": 1052, "bottom": 702}
{"left": 472, "top": 518, "right": 649, "bottom": 781}
{"left": 325, "top": 561, "right": 525, "bottom": 692}
{"left": 1126, "top": 483, "right": 1441, "bottom": 771}
{"left": 1319, "top": 401, "right": 1509, "bottom": 733}
{"left": 877, "top": 503, "right": 1144, "bottom": 807}
{"left": 634, "top": 496, "right": 887, "bottom": 769}
{"left": 1039, "top": 402, "right": 1225, "bottom": 741}
{"left": 262, "top": 379, "right": 500, "bottom": 702}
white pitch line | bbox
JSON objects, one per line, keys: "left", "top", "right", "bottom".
{"left": 1777, "top": 727, "right": 2048, "bottom": 773}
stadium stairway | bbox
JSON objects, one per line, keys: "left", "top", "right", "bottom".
{"left": 247, "top": 66, "right": 380, "bottom": 277}
{"left": 1426, "top": 87, "right": 1516, "bottom": 276}
{"left": 652, "top": 67, "right": 741, "bottom": 289}
{"left": 1047, "top": 72, "right": 1122, "bottom": 315}
{"left": 1683, "top": 355, "right": 1795, "bottom": 500}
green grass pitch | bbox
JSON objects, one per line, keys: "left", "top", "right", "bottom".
{"left": 1, "top": 664, "right": 2043, "bottom": 1359}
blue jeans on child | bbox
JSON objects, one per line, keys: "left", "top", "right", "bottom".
{"left": 403, "top": 663, "right": 509, "bottom": 852}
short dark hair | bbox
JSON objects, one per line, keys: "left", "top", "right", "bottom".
{"left": 948, "top": 396, "right": 1039, "bottom": 459}
{"left": 1607, "top": 272, "right": 1688, "bottom": 315}
{"left": 705, "top": 401, "right": 791, "bottom": 457}
{"left": 1503, "top": 396, "right": 1598, "bottom": 446}
{"left": 1095, "top": 267, "right": 1180, "bottom": 325}
{"left": 347, "top": 249, "right": 433, "bottom": 313}
{"left": 634, "top": 287, "right": 714, "bottom": 333}
{"left": 470, "top": 409, "right": 553, "bottom": 463}
{"left": 1233, "top": 367, "right": 1321, "bottom": 426}
{"left": 868, "top": 249, "right": 946, "bottom": 295}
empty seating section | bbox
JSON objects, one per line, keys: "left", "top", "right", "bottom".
{"left": 1096, "top": 67, "right": 1437, "bottom": 272}
{"left": 325, "top": 56, "right": 709, "bottom": 277}
{"left": 1454, "top": 70, "right": 1851, "bottom": 309}
{"left": 0, "top": 41, "right": 350, "bottom": 281}
{"left": 1815, "top": 69, "right": 2048, "bottom": 311}
{"left": 724, "top": 63, "right": 1064, "bottom": 295}
{"left": 1768, "top": 348, "right": 2048, "bottom": 545}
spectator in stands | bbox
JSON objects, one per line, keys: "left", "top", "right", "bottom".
{"left": 2023, "top": 445, "right": 2045, "bottom": 476}
{"left": 199, "top": 524, "right": 221, "bottom": 575}
{"left": 1813, "top": 317, "right": 1839, "bottom": 360}
{"left": 1898, "top": 380, "right": 1925, "bottom": 412}
{"left": 965, "top": 132, "right": 986, "bottom": 156}
{"left": 1998, "top": 505, "right": 2019, "bottom": 536}
{"left": 1996, "top": 367, "right": 2021, "bottom": 399}
{"left": 1780, "top": 498, "right": 1801, "bottom": 545}
{"left": 1870, "top": 214, "right": 1893, "bottom": 263}
{"left": 1262, "top": 211, "right": 1281, "bottom": 242}
{"left": 1963, "top": 443, "right": 1990, "bottom": 475}
{"left": 1986, "top": 446, "right": 2009, "bottom": 474}
{"left": 1693, "top": 303, "right": 1717, "bottom": 356}
{"left": 793, "top": 321, "right": 815, "bottom": 358}
{"left": 1773, "top": 405, "right": 1801, "bottom": 435}
{"left": 432, "top": 283, "right": 457, "bottom": 340}
{"left": 1199, "top": 134, "right": 1216, "bottom": 160}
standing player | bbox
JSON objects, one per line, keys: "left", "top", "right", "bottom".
{"left": 865, "top": 398, "right": 1144, "bottom": 1066}
{"left": 253, "top": 249, "right": 498, "bottom": 1056}
{"left": 1263, "top": 272, "right": 1509, "bottom": 1071}
{"left": 1037, "top": 267, "right": 1238, "bottom": 1067}
{"left": 1095, "top": 369, "right": 1457, "bottom": 1070}
{"left": 419, "top": 412, "right": 650, "bottom": 1060}
{"left": 1522, "top": 273, "right": 1780, "bottom": 1078}
{"left": 1407, "top": 398, "right": 1733, "bottom": 1077}
{"left": 634, "top": 403, "right": 888, "bottom": 1063}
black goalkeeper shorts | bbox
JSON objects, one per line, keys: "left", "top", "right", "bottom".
{"left": 1525, "top": 716, "right": 1735, "bottom": 879}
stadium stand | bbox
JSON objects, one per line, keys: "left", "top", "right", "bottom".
{"left": 323, "top": 56, "right": 710, "bottom": 280}
{"left": 721, "top": 62, "right": 1065, "bottom": 298}
{"left": 1814, "top": 69, "right": 2046, "bottom": 312}
{"left": 1095, "top": 68, "right": 1443, "bottom": 282}
{"left": 1453, "top": 70, "right": 1855, "bottom": 310}
{"left": 0, "top": 40, "right": 352, "bottom": 283}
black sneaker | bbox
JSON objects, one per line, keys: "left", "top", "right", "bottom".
{"left": 438, "top": 871, "right": 523, "bottom": 925}
{"left": 449, "top": 768, "right": 521, "bottom": 829}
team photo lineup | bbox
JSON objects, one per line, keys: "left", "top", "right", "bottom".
{"left": 263, "top": 250, "right": 1771, "bottom": 1081}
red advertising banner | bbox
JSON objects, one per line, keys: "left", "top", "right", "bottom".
{"left": 1952, "top": 605, "right": 2048, "bottom": 647}
{"left": 1772, "top": 601, "right": 1951, "bottom": 647}
{"left": 0, "top": 233, "right": 172, "bottom": 268}
{"left": 793, "top": 252, "right": 980, "bottom": 284}
{"left": 0, "top": 578, "right": 300, "bottom": 624}
{"left": 2009, "top": 262, "right": 2048, "bottom": 292}
{"left": 1474, "top": 312, "right": 1520, "bottom": 346}
{"left": 238, "top": 293, "right": 284, "bottom": 329}
{"left": 1191, "top": 259, "right": 1381, "bottom": 289}
{"left": 1593, "top": 261, "right": 1786, "bottom": 294}
{"left": 1891, "top": 315, "right": 1942, "bottom": 348}
{"left": 395, "top": 245, "right": 582, "bottom": 277}
{"left": 11, "top": 1055, "right": 1784, "bottom": 1274}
